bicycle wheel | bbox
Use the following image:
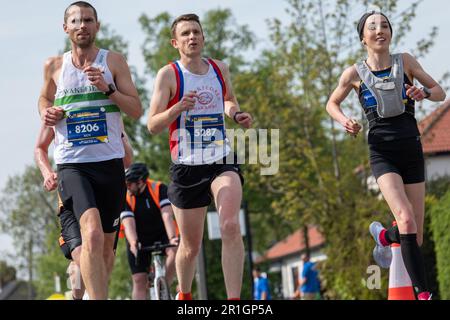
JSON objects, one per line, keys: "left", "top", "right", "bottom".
{"left": 154, "top": 277, "right": 171, "bottom": 300}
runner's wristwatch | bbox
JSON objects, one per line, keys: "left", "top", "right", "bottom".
{"left": 105, "top": 83, "right": 116, "bottom": 96}
{"left": 422, "top": 87, "right": 431, "bottom": 99}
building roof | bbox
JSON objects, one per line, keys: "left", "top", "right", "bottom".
{"left": 419, "top": 100, "right": 450, "bottom": 155}
{"left": 259, "top": 226, "right": 325, "bottom": 263}
{"left": 0, "top": 281, "right": 35, "bottom": 300}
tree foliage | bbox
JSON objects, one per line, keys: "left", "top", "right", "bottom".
{"left": 0, "top": 165, "right": 58, "bottom": 288}
{"left": 0, "top": 260, "right": 17, "bottom": 287}
{"left": 430, "top": 190, "right": 450, "bottom": 300}
{"left": 0, "top": 1, "right": 445, "bottom": 300}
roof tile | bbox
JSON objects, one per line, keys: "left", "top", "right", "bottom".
{"left": 419, "top": 100, "right": 450, "bottom": 154}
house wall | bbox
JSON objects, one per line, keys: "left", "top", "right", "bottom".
{"left": 425, "top": 154, "right": 450, "bottom": 181}
{"left": 280, "top": 256, "right": 301, "bottom": 298}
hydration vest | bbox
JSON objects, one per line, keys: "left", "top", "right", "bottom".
{"left": 355, "top": 54, "right": 407, "bottom": 119}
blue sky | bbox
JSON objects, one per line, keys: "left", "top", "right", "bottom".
{"left": 1, "top": 0, "right": 449, "bottom": 260}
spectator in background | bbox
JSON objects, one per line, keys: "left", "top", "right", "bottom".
{"left": 293, "top": 253, "right": 321, "bottom": 300}
{"left": 253, "top": 267, "right": 271, "bottom": 300}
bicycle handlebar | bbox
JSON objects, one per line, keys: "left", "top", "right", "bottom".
{"left": 140, "top": 242, "right": 178, "bottom": 253}
{"left": 134, "top": 242, "right": 178, "bottom": 266}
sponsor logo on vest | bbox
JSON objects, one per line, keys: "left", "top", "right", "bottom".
{"left": 58, "top": 85, "right": 99, "bottom": 97}
{"left": 198, "top": 92, "right": 214, "bottom": 105}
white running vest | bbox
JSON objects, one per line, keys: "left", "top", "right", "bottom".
{"left": 53, "top": 49, "right": 124, "bottom": 164}
{"left": 169, "top": 59, "right": 231, "bottom": 165}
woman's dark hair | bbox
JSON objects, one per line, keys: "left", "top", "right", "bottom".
{"left": 357, "top": 11, "right": 392, "bottom": 41}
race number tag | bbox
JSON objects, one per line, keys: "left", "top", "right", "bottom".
{"left": 66, "top": 107, "right": 108, "bottom": 147}
{"left": 185, "top": 113, "right": 225, "bottom": 150}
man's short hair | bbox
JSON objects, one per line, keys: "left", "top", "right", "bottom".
{"left": 171, "top": 13, "right": 203, "bottom": 38}
{"left": 64, "top": 1, "right": 98, "bottom": 23}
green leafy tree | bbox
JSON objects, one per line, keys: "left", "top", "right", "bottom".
{"left": 0, "top": 260, "right": 17, "bottom": 288}
{"left": 430, "top": 190, "right": 450, "bottom": 299}
{"left": 109, "top": 238, "right": 133, "bottom": 299}
{"left": 34, "top": 225, "right": 70, "bottom": 299}
{"left": 423, "top": 176, "right": 450, "bottom": 299}
{"left": 0, "top": 165, "right": 58, "bottom": 299}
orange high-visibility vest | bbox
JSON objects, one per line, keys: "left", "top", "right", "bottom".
{"left": 119, "top": 179, "right": 180, "bottom": 239}
{"left": 119, "top": 179, "right": 161, "bottom": 239}
{"left": 127, "top": 179, "right": 162, "bottom": 211}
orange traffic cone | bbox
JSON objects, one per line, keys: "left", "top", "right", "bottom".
{"left": 388, "top": 242, "right": 416, "bottom": 300}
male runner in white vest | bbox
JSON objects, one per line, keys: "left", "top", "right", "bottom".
{"left": 34, "top": 123, "right": 133, "bottom": 300}
{"left": 38, "top": 1, "right": 142, "bottom": 299}
{"left": 147, "top": 14, "right": 252, "bottom": 300}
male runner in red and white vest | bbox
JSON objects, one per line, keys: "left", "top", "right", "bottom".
{"left": 147, "top": 14, "right": 252, "bottom": 300}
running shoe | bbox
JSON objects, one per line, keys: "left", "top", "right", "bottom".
{"left": 369, "top": 221, "right": 392, "bottom": 269}
{"left": 175, "top": 292, "right": 192, "bottom": 300}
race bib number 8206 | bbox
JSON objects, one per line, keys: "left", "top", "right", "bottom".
{"left": 66, "top": 107, "right": 108, "bottom": 147}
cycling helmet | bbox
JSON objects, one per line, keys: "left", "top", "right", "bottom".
{"left": 125, "top": 163, "right": 149, "bottom": 182}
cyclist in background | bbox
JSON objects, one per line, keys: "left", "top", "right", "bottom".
{"left": 120, "top": 163, "right": 178, "bottom": 300}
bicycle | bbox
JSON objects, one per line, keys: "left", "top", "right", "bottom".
{"left": 135, "top": 241, "right": 178, "bottom": 300}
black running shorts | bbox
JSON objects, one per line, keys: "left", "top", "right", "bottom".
{"left": 59, "top": 205, "right": 82, "bottom": 260}
{"left": 57, "top": 158, "right": 126, "bottom": 233}
{"left": 59, "top": 241, "right": 72, "bottom": 261}
{"left": 168, "top": 156, "right": 244, "bottom": 209}
{"left": 369, "top": 136, "right": 425, "bottom": 184}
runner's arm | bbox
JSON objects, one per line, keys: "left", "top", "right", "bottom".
{"left": 161, "top": 205, "right": 178, "bottom": 242}
{"left": 326, "top": 66, "right": 362, "bottom": 135}
{"left": 403, "top": 53, "right": 446, "bottom": 102}
{"left": 122, "top": 132, "right": 133, "bottom": 169}
{"left": 38, "top": 57, "right": 58, "bottom": 115}
{"left": 38, "top": 57, "right": 65, "bottom": 126}
{"left": 147, "top": 66, "right": 197, "bottom": 134}
{"left": 34, "top": 125, "right": 57, "bottom": 191}
{"left": 215, "top": 60, "right": 252, "bottom": 128}
{"left": 105, "top": 52, "right": 143, "bottom": 119}
{"left": 120, "top": 120, "right": 133, "bottom": 169}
